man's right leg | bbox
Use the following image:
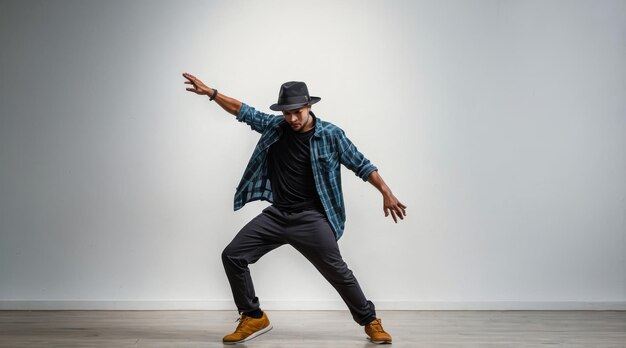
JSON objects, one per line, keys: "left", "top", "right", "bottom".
{"left": 221, "top": 206, "right": 286, "bottom": 316}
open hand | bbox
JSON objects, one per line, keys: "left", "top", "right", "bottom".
{"left": 383, "top": 193, "right": 407, "bottom": 223}
{"left": 182, "top": 72, "right": 211, "bottom": 95}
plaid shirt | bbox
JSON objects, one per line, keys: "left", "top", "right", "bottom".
{"left": 233, "top": 103, "right": 377, "bottom": 240}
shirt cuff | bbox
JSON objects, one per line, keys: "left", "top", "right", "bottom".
{"left": 236, "top": 103, "right": 250, "bottom": 122}
{"left": 359, "top": 165, "right": 378, "bottom": 182}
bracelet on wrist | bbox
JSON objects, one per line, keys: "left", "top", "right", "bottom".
{"left": 209, "top": 88, "right": 218, "bottom": 101}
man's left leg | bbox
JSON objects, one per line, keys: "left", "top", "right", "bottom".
{"left": 286, "top": 209, "right": 392, "bottom": 343}
{"left": 285, "top": 209, "right": 379, "bottom": 324}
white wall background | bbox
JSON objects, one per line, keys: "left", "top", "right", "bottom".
{"left": 0, "top": 0, "right": 624, "bottom": 311}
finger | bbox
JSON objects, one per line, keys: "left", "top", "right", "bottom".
{"left": 384, "top": 206, "right": 389, "bottom": 217}
{"left": 398, "top": 202, "right": 407, "bottom": 216}
{"left": 390, "top": 209, "right": 397, "bottom": 223}
{"left": 392, "top": 206, "right": 402, "bottom": 219}
{"left": 397, "top": 205, "right": 406, "bottom": 217}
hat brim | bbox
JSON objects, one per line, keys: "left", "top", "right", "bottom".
{"left": 269, "top": 97, "right": 321, "bottom": 111}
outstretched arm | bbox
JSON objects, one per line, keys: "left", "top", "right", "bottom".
{"left": 335, "top": 129, "right": 407, "bottom": 223}
{"left": 367, "top": 170, "right": 407, "bottom": 223}
{"left": 182, "top": 72, "right": 242, "bottom": 116}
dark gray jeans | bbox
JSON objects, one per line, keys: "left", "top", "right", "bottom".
{"left": 221, "top": 205, "right": 377, "bottom": 326}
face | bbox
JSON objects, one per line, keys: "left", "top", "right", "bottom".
{"left": 282, "top": 105, "right": 312, "bottom": 132}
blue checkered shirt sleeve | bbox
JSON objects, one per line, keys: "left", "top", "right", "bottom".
{"left": 235, "top": 103, "right": 282, "bottom": 133}
{"left": 336, "top": 129, "right": 377, "bottom": 181}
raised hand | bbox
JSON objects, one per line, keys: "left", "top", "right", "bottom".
{"left": 182, "top": 72, "right": 212, "bottom": 96}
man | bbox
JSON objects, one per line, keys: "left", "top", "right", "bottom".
{"left": 182, "top": 72, "right": 406, "bottom": 345}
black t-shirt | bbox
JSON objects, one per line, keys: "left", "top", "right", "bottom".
{"left": 267, "top": 121, "right": 323, "bottom": 212}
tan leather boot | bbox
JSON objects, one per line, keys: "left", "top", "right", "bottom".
{"left": 364, "top": 318, "right": 392, "bottom": 344}
{"left": 222, "top": 311, "right": 272, "bottom": 344}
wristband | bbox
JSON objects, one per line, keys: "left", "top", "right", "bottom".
{"left": 209, "top": 88, "right": 218, "bottom": 101}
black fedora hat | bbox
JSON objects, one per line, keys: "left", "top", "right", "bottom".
{"left": 269, "top": 81, "right": 321, "bottom": 111}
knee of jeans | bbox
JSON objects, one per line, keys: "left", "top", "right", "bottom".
{"left": 327, "top": 265, "right": 357, "bottom": 285}
{"left": 221, "top": 246, "right": 234, "bottom": 264}
{"left": 221, "top": 245, "right": 246, "bottom": 267}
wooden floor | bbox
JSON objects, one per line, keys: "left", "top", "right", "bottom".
{"left": 0, "top": 310, "right": 624, "bottom": 347}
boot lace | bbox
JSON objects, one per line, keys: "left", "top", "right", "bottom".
{"left": 234, "top": 314, "right": 251, "bottom": 331}
{"left": 369, "top": 318, "right": 385, "bottom": 332}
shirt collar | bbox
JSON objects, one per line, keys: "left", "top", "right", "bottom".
{"left": 311, "top": 111, "right": 322, "bottom": 138}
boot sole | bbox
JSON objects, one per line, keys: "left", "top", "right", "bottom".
{"left": 223, "top": 324, "right": 273, "bottom": 345}
{"left": 368, "top": 337, "right": 392, "bottom": 344}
